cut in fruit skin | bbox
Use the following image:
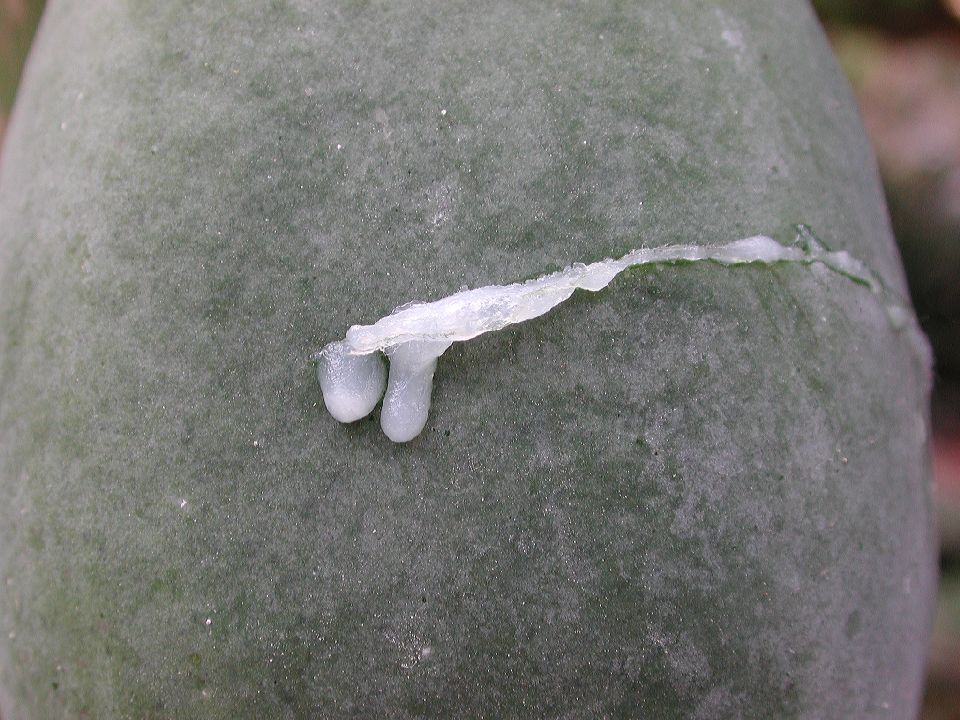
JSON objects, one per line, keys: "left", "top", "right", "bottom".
{"left": 316, "top": 232, "right": 913, "bottom": 443}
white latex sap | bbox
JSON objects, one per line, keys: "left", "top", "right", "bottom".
{"left": 315, "top": 233, "right": 891, "bottom": 442}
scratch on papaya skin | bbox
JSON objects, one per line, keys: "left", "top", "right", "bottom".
{"left": 313, "top": 226, "right": 923, "bottom": 443}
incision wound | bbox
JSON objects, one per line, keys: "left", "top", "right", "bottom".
{"left": 314, "top": 231, "right": 886, "bottom": 443}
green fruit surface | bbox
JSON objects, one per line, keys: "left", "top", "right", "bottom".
{"left": 0, "top": 1, "right": 935, "bottom": 718}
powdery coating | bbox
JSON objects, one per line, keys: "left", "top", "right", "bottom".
{"left": 317, "top": 234, "right": 885, "bottom": 442}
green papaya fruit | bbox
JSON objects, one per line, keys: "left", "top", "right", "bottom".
{"left": 0, "top": 1, "right": 935, "bottom": 718}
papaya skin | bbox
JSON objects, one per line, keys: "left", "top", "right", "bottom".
{"left": 0, "top": 1, "right": 934, "bottom": 718}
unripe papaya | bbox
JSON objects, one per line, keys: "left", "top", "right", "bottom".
{"left": 0, "top": 1, "right": 935, "bottom": 718}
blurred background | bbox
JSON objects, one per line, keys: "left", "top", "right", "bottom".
{"left": 1, "top": 0, "right": 958, "bottom": 716}
{"left": 814, "top": 2, "right": 960, "bottom": 718}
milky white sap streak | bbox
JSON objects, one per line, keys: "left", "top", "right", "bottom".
{"left": 315, "top": 233, "right": 882, "bottom": 442}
